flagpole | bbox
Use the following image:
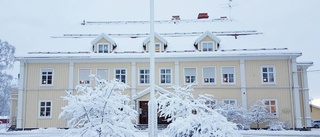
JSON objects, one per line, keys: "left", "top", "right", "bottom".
{"left": 148, "top": 0, "right": 158, "bottom": 136}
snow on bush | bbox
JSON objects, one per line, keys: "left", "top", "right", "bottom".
{"left": 267, "top": 121, "right": 288, "bottom": 131}
{"left": 59, "top": 75, "right": 137, "bottom": 137}
{"left": 157, "top": 84, "right": 241, "bottom": 137}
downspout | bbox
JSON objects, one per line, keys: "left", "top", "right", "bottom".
{"left": 288, "top": 56, "right": 295, "bottom": 129}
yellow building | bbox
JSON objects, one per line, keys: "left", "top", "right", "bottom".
{"left": 12, "top": 27, "right": 313, "bottom": 130}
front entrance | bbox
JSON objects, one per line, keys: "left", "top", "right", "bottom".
{"left": 138, "top": 101, "right": 171, "bottom": 124}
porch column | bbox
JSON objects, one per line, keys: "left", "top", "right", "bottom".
{"left": 131, "top": 62, "right": 136, "bottom": 100}
{"left": 175, "top": 61, "right": 179, "bottom": 86}
{"left": 240, "top": 60, "right": 247, "bottom": 110}
{"left": 17, "top": 61, "right": 25, "bottom": 129}
{"left": 302, "top": 67, "right": 312, "bottom": 127}
{"left": 292, "top": 58, "right": 302, "bottom": 129}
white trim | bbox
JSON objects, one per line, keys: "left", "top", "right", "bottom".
{"left": 202, "top": 66, "right": 216, "bottom": 85}
{"left": 194, "top": 31, "right": 221, "bottom": 45}
{"left": 38, "top": 100, "right": 53, "bottom": 119}
{"left": 39, "top": 68, "right": 54, "bottom": 86}
{"left": 138, "top": 68, "right": 150, "bottom": 85}
{"left": 175, "top": 61, "right": 179, "bottom": 86}
{"left": 183, "top": 67, "right": 197, "bottom": 85}
{"left": 200, "top": 41, "right": 215, "bottom": 52}
{"left": 260, "top": 65, "right": 276, "bottom": 84}
{"left": 17, "top": 62, "right": 25, "bottom": 128}
{"left": 91, "top": 33, "right": 116, "bottom": 45}
{"left": 114, "top": 68, "right": 127, "bottom": 83}
{"left": 240, "top": 60, "right": 247, "bottom": 109}
{"left": 96, "top": 68, "right": 109, "bottom": 80}
{"left": 78, "top": 68, "right": 92, "bottom": 85}
{"left": 159, "top": 67, "right": 172, "bottom": 85}
{"left": 292, "top": 57, "right": 302, "bottom": 128}
{"left": 222, "top": 99, "right": 237, "bottom": 105}
{"left": 221, "top": 66, "right": 236, "bottom": 85}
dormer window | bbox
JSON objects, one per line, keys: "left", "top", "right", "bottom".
{"left": 91, "top": 33, "right": 117, "bottom": 53}
{"left": 201, "top": 42, "right": 214, "bottom": 52}
{"left": 155, "top": 43, "right": 161, "bottom": 52}
{"left": 143, "top": 32, "right": 168, "bottom": 52}
{"left": 98, "top": 43, "right": 109, "bottom": 53}
{"left": 194, "top": 31, "right": 221, "bottom": 52}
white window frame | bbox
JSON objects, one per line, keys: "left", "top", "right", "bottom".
{"left": 159, "top": 68, "right": 172, "bottom": 85}
{"left": 261, "top": 66, "right": 276, "bottom": 84}
{"left": 223, "top": 99, "right": 237, "bottom": 105}
{"left": 97, "top": 43, "right": 110, "bottom": 53}
{"left": 139, "top": 68, "right": 150, "bottom": 85}
{"left": 40, "top": 68, "right": 54, "bottom": 86}
{"left": 155, "top": 42, "right": 161, "bottom": 52}
{"left": 201, "top": 41, "right": 214, "bottom": 52}
{"left": 202, "top": 66, "right": 216, "bottom": 85}
{"left": 221, "top": 66, "right": 235, "bottom": 84}
{"left": 38, "top": 100, "right": 52, "bottom": 119}
{"left": 205, "top": 99, "right": 217, "bottom": 109}
{"left": 264, "top": 99, "right": 278, "bottom": 117}
{"left": 96, "top": 68, "right": 109, "bottom": 80}
{"left": 78, "top": 68, "right": 91, "bottom": 85}
{"left": 115, "top": 68, "right": 127, "bottom": 83}
{"left": 184, "top": 67, "right": 197, "bottom": 84}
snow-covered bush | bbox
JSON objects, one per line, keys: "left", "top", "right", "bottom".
{"left": 215, "top": 101, "right": 246, "bottom": 123}
{"left": 157, "top": 84, "right": 241, "bottom": 137}
{"left": 59, "top": 75, "right": 137, "bottom": 137}
{"left": 267, "top": 121, "right": 288, "bottom": 131}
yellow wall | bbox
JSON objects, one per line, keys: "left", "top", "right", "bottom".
{"left": 311, "top": 105, "right": 320, "bottom": 120}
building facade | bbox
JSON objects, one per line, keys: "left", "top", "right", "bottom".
{"left": 13, "top": 32, "right": 313, "bottom": 130}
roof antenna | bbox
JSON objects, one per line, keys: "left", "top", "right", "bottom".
{"left": 222, "top": 0, "right": 237, "bottom": 19}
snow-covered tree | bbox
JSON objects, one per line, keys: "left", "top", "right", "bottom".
{"left": 157, "top": 84, "right": 241, "bottom": 137}
{"left": 59, "top": 75, "right": 137, "bottom": 137}
{"left": 215, "top": 101, "right": 246, "bottom": 123}
{"left": 248, "top": 100, "right": 272, "bottom": 129}
{"left": 0, "top": 39, "right": 15, "bottom": 116}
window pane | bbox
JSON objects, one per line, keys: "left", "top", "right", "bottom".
{"left": 97, "top": 69, "right": 108, "bottom": 80}
{"left": 79, "top": 69, "right": 90, "bottom": 84}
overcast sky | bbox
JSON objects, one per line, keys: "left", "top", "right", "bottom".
{"left": 0, "top": 0, "right": 319, "bottom": 100}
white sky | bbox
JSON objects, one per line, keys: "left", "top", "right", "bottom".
{"left": 0, "top": 0, "right": 319, "bottom": 100}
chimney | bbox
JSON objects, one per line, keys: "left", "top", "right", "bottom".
{"left": 197, "top": 13, "right": 209, "bottom": 19}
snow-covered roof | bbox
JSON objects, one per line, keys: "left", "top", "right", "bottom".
{"left": 142, "top": 32, "right": 168, "bottom": 45}
{"left": 14, "top": 19, "right": 303, "bottom": 59}
{"left": 91, "top": 33, "right": 116, "bottom": 45}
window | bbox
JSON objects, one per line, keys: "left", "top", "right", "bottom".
{"left": 223, "top": 99, "right": 237, "bottom": 105}
{"left": 202, "top": 42, "right": 214, "bottom": 52}
{"left": 115, "top": 69, "right": 126, "bottom": 83}
{"left": 264, "top": 99, "right": 277, "bottom": 116}
{"left": 205, "top": 100, "right": 216, "bottom": 109}
{"left": 97, "top": 69, "right": 108, "bottom": 80}
{"left": 262, "top": 66, "right": 275, "bottom": 83}
{"left": 41, "top": 68, "right": 53, "bottom": 85}
{"left": 98, "top": 43, "right": 109, "bottom": 53}
{"left": 155, "top": 43, "right": 161, "bottom": 52}
{"left": 221, "top": 67, "right": 235, "bottom": 84}
{"left": 160, "top": 68, "right": 171, "bottom": 84}
{"left": 39, "top": 101, "right": 52, "bottom": 118}
{"left": 139, "top": 69, "right": 150, "bottom": 84}
{"left": 184, "top": 68, "right": 196, "bottom": 84}
{"left": 79, "top": 69, "right": 91, "bottom": 84}
{"left": 203, "top": 67, "right": 215, "bottom": 84}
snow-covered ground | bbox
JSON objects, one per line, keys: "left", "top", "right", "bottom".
{"left": 1, "top": 124, "right": 320, "bottom": 137}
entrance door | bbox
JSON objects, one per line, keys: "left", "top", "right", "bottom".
{"left": 139, "top": 101, "right": 148, "bottom": 124}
